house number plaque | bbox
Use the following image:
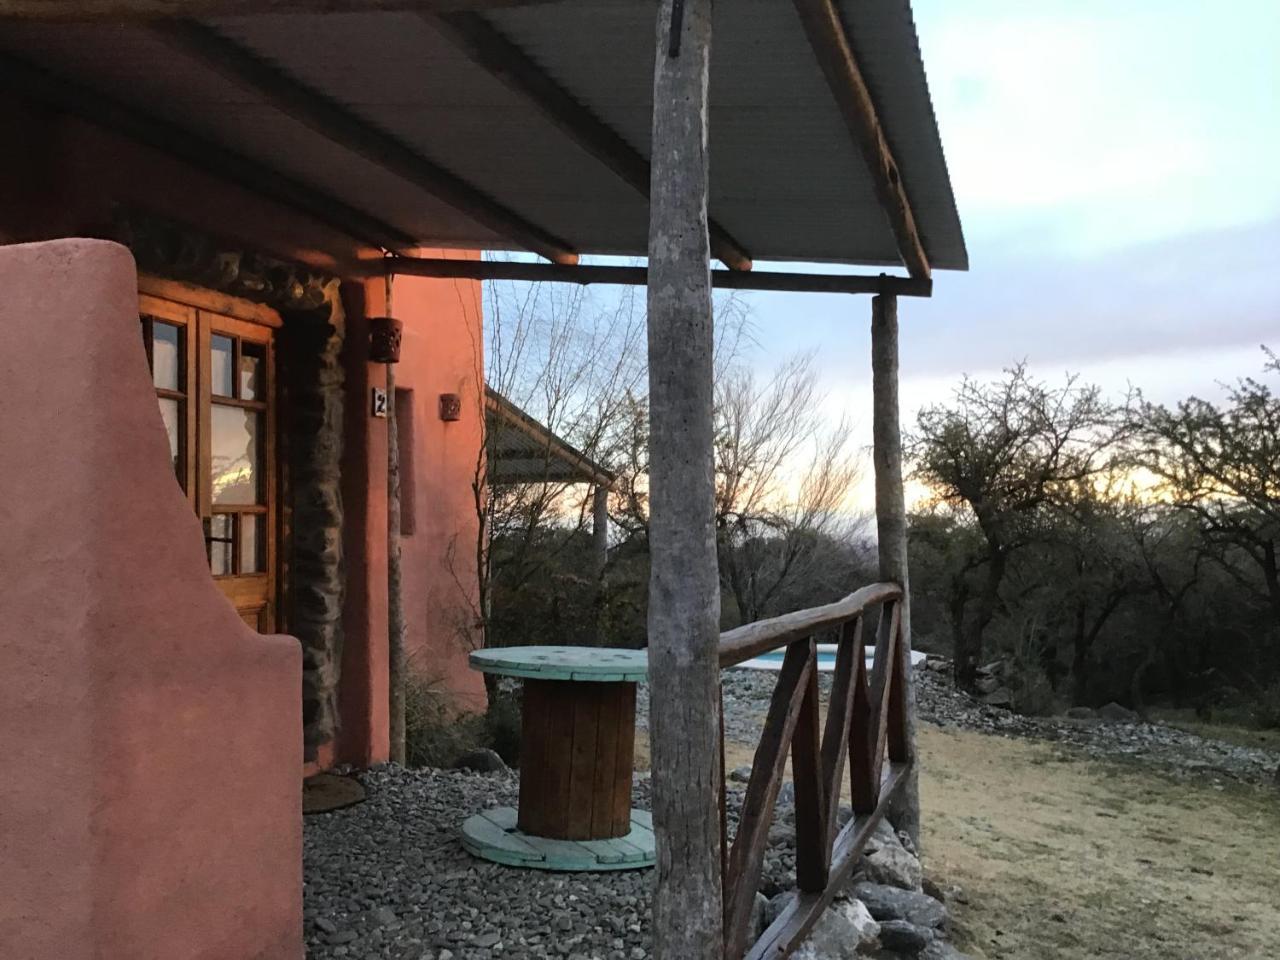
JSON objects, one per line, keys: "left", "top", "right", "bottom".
{"left": 371, "top": 387, "right": 389, "bottom": 419}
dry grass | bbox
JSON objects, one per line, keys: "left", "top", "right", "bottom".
{"left": 918, "top": 726, "right": 1280, "bottom": 959}
{"left": 637, "top": 723, "right": 1280, "bottom": 958}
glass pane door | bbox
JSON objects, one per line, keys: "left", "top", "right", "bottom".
{"left": 140, "top": 290, "right": 278, "bottom": 632}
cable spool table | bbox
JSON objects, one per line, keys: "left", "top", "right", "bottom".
{"left": 460, "top": 646, "right": 655, "bottom": 871}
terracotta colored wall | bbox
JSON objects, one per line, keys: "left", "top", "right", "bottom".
{"left": 0, "top": 240, "right": 302, "bottom": 959}
{"left": 0, "top": 87, "right": 489, "bottom": 772}
{"left": 336, "top": 261, "right": 488, "bottom": 766}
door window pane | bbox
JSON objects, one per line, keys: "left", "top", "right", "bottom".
{"left": 152, "top": 322, "right": 181, "bottom": 391}
{"left": 211, "top": 405, "right": 261, "bottom": 505}
{"left": 207, "top": 514, "right": 234, "bottom": 576}
{"left": 240, "top": 343, "right": 264, "bottom": 401}
{"left": 157, "top": 398, "right": 180, "bottom": 475}
{"left": 240, "top": 514, "right": 264, "bottom": 574}
{"left": 210, "top": 335, "right": 234, "bottom": 398}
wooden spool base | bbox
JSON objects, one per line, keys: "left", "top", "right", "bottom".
{"left": 460, "top": 806, "right": 655, "bottom": 872}
{"left": 517, "top": 678, "right": 636, "bottom": 840}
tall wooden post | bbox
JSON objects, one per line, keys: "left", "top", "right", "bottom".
{"left": 387, "top": 359, "right": 406, "bottom": 765}
{"left": 646, "top": 1, "right": 723, "bottom": 957}
{"left": 871, "top": 294, "right": 919, "bottom": 846}
{"left": 592, "top": 483, "right": 609, "bottom": 645}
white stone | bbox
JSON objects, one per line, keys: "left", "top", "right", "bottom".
{"left": 865, "top": 841, "right": 923, "bottom": 891}
{"left": 793, "top": 899, "right": 881, "bottom": 959}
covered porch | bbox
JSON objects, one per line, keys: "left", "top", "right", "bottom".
{"left": 0, "top": 1, "right": 965, "bottom": 958}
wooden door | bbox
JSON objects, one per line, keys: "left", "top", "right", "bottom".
{"left": 139, "top": 287, "right": 279, "bottom": 631}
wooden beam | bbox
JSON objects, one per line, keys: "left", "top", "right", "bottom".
{"left": 870, "top": 293, "right": 921, "bottom": 847}
{"left": 0, "top": 54, "right": 415, "bottom": 252}
{"left": 157, "top": 21, "right": 579, "bottom": 265}
{"left": 792, "top": 0, "right": 932, "bottom": 281}
{"left": 428, "top": 11, "right": 754, "bottom": 272}
{"left": 382, "top": 257, "right": 932, "bottom": 297}
{"left": 0, "top": 0, "right": 559, "bottom": 20}
{"left": 645, "top": 1, "right": 722, "bottom": 957}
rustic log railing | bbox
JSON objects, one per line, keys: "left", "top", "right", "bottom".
{"left": 717, "top": 582, "right": 912, "bottom": 960}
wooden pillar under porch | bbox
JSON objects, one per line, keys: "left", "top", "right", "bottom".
{"left": 644, "top": 0, "right": 724, "bottom": 957}
{"left": 870, "top": 293, "right": 920, "bottom": 847}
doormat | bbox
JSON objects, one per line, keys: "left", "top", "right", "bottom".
{"left": 303, "top": 773, "right": 367, "bottom": 815}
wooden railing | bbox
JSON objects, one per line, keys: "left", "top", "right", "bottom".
{"left": 717, "top": 582, "right": 912, "bottom": 960}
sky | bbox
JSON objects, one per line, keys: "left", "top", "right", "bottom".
{"left": 737, "top": 0, "right": 1279, "bottom": 507}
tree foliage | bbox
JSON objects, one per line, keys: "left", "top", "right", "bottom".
{"left": 908, "top": 352, "right": 1280, "bottom": 723}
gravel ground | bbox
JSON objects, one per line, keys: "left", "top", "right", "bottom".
{"left": 305, "top": 664, "right": 1278, "bottom": 959}
{"left": 303, "top": 768, "right": 806, "bottom": 960}
{"left": 910, "top": 666, "right": 1280, "bottom": 786}
{"left": 304, "top": 767, "right": 654, "bottom": 960}
{"left": 643, "top": 664, "right": 1280, "bottom": 787}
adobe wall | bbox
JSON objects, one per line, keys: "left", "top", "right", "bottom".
{"left": 0, "top": 240, "right": 302, "bottom": 959}
{"left": 337, "top": 262, "right": 488, "bottom": 766}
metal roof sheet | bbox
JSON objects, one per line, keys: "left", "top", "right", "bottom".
{"left": 0, "top": 0, "right": 966, "bottom": 270}
{"left": 485, "top": 386, "right": 615, "bottom": 488}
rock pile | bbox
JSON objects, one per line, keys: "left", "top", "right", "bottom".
{"left": 757, "top": 800, "right": 971, "bottom": 959}
{"left": 914, "top": 659, "right": 1280, "bottom": 786}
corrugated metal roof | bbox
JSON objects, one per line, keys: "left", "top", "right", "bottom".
{"left": 485, "top": 386, "right": 615, "bottom": 488}
{"left": 0, "top": 0, "right": 966, "bottom": 270}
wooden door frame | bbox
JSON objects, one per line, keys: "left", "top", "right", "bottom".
{"left": 139, "top": 274, "right": 287, "bottom": 633}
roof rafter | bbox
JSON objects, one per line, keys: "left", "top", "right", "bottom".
{"left": 0, "top": 0, "right": 558, "bottom": 19}
{"left": 428, "top": 11, "right": 753, "bottom": 273}
{"left": 380, "top": 256, "right": 932, "bottom": 297}
{"left": 0, "top": 53, "right": 415, "bottom": 252}
{"left": 157, "top": 20, "right": 579, "bottom": 264}
{"left": 792, "top": 0, "right": 932, "bottom": 281}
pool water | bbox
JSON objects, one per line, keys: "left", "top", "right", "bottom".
{"left": 738, "top": 644, "right": 926, "bottom": 672}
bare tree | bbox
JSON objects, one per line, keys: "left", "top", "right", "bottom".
{"left": 714, "top": 353, "right": 864, "bottom": 624}
{"left": 454, "top": 268, "right": 647, "bottom": 663}
{"left": 909, "top": 365, "right": 1117, "bottom": 690}
{"left": 1129, "top": 349, "right": 1280, "bottom": 620}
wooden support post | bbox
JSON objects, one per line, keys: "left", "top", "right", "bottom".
{"left": 646, "top": 1, "right": 723, "bottom": 957}
{"left": 592, "top": 483, "right": 609, "bottom": 645}
{"left": 870, "top": 294, "right": 919, "bottom": 846}
{"left": 387, "top": 361, "right": 407, "bottom": 765}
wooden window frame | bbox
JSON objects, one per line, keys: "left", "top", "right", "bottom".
{"left": 139, "top": 276, "right": 284, "bottom": 632}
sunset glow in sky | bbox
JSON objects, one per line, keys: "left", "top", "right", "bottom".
{"left": 737, "top": 0, "right": 1280, "bottom": 508}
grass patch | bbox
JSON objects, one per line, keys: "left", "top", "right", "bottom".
{"left": 404, "top": 673, "right": 522, "bottom": 769}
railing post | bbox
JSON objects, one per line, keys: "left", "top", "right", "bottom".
{"left": 871, "top": 294, "right": 920, "bottom": 847}
{"left": 791, "top": 638, "right": 828, "bottom": 892}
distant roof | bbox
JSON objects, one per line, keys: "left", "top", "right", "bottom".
{"left": 0, "top": 0, "right": 967, "bottom": 272}
{"left": 485, "top": 387, "right": 615, "bottom": 489}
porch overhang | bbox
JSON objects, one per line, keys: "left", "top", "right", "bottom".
{"left": 485, "top": 386, "right": 616, "bottom": 489}
{"left": 0, "top": 0, "right": 967, "bottom": 284}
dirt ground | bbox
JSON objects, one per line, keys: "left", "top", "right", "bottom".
{"left": 637, "top": 725, "right": 1280, "bottom": 959}
{"left": 915, "top": 726, "right": 1280, "bottom": 960}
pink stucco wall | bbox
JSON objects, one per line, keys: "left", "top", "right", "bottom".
{"left": 336, "top": 264, "right": 488, "bottom": 766}
{"left": 0, "top": 240, "right": 302, "bottom": 959}
{"left": 0, "top": 86, "right": 491, "bottom": 774}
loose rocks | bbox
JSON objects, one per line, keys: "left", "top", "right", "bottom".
{"left": 852, "top": 883, "right": 948, "bottom": 930}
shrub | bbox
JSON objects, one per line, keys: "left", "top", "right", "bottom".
{"left": 403, "top": 671, "right": 523, "bottom": 769}
{"left": 1255, "top": 681, "right": 1280, "bottom": 730}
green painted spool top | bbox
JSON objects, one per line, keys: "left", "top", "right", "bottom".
{"left": 469, "top": 645, "right": 648, "bottom": 682}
